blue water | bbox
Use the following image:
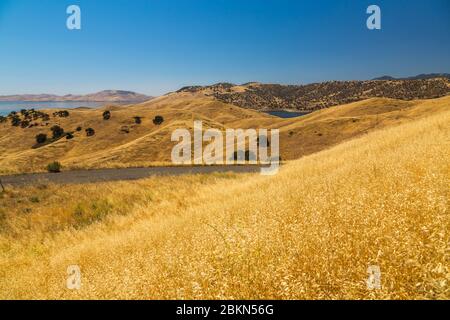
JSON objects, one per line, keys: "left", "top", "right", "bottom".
{"left": 0, "top": 101, "right": 109, "bottom": 116}
{"left": 265, "top": 110, "right": 311, "bottom": 118}
{"left": 0, "top": 102, "right": 313, "bottom": 119}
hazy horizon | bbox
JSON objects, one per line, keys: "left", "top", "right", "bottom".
{"left": 1, "top": 72, "right": 450, "bottom": 97}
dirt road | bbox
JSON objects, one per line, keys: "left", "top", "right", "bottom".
{"left": 0, "top": 166, "right": 263, "bottom": 187}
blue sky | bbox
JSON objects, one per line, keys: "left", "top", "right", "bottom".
{"left": 0, "top": 0, "right": 449, "bottom": 96}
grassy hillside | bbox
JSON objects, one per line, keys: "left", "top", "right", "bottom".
{"left": 1, "top": 93, "right": 449, "bottom": 174}
{"left": 0, "top": 93, "right": 271, "bottom": 174}
{"left": 0, "top": 109, "right": 448, "bottom": 299}
{"left": 182, "top": 78, "right": 450, "bottom": 111}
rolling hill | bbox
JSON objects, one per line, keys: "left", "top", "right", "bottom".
{"left": 0, "top": 90, "right": 152, "bottom": 103}
{"left": 0, "top": 90, "right": 449, "bottom": 174}
{"left": 1, "top": 104, "right": 448, "bottom": 299}
{"left": 178, "top": 78, "right": 450, "bottom": 111}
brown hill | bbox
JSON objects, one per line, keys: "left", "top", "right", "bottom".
{"left": 0, "top": 90, "right": 152, "bottom": 103}
{"left": 0, "top": 91, "right": 449, "bottom": 175}
{"left": 177, "top": 78, "right": 450, "bottom": 111}
{"left": 1, "top": 105, "right": 449, "bottom": 299}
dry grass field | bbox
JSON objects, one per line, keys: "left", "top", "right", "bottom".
{"left": 0, "top": 108, "right": 448, "bottom": 299}
{"left": 1, "top": 93, "right": 449, "bottom": 174}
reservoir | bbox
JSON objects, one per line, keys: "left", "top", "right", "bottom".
{"left": 265, "top": 110, "right": 311, "bottom": 118}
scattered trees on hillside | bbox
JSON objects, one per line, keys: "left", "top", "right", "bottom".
{"left": 85, "top": 128, "right": 95, "bottom": 137}
{"left": 6, "top": 109, "right": 51, "bottom": 128}
{"left": 66, "top": 133, "right": 74, "bottom": 140}
{"left": 134, "top": 116, "right": 142, "bottom": 124}
{"left": 35, "top": 133, "right": 47, "bottom": 144}
{"left": 53, "top": 110, "right": 70, "bottom": 118}
{"left": 153, "top": 115, "right": 164, "bottom": 125}
{"left": 11, "top": 115, "right": 21, "bottom": 126}
{"left": 51, "top": 125, "right": 65, "bottom": 139}
{"left": 103, "top": 111, "right": 111, "bottom": 120}
{"left": 20, "top": 120, "right": 30, "bottom": 128}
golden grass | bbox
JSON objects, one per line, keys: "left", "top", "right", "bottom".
{"left": 1, "top": 94, "right": 449, "bottom": 174}
{"left": 0, "top": 110, "right": 449, "bottom": 299}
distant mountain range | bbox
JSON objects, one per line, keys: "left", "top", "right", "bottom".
{"left": 0, "top": 90, "right": 152, "bottom": 103}
{"left": 372, "top": 73, "right": 450, "bottom": 81}
{"left": 1, "top": 73, "right": 449, "bottom": 110}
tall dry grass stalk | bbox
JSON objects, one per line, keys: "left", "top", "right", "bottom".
{"left": 0, "top": 111, "right": 449, "bottom": 299}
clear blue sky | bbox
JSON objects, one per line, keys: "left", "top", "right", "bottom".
{"left": 0, "top": 0, "right": 449, "bottom": 96}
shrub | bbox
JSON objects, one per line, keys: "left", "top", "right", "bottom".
{"left": 46, "top": 161, "right": 62, "bottom": 173}
{"left": 29, "top": 197, "right": 40, "bottom": 203}
{"left": 153, "top": 115, "right": 164, "bottom": 125}
{"left": 76, "top": 126, "right": 82, "bottom": 131}
{"left": 103, "top": 111, "right": 111, "bottom": 120}
{"left": 66, "top": 133, "right": 74, "bottom": 140}
{"left": 35, "top": 133, "right": 47, "bottom": 144}
{"left": 134, "top": 116, "right": 142, "bottom": 124}
{"left": 0, "top": 116, "right": 6, "bottom": 123}
{"left": 73, "top": 199, "right": 113, "bottom": 228}
{"left": 11, "top": 115, "right": 21, "bottom": 126}
{"left": 51, "top": 125, "right": 64, "bottom": 139}
{"left": 85, "top": 128, "right": 95, "bottom": 137}
{"left": 53, "top": 110, "right": 70, "bottom": 118}
{"left": 20, "top": 120, "right": 30, "bottom": 128}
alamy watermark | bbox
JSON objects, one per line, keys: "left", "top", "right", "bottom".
{"left": 367, "top": 265, "right": 382, "bottom": 290}
{"left": 66, "top": 265, "right": 81, "bottom": 290}
{"left": 367, "top": 5, "right": 381, "bottom": 30}
{"left": 66, "top": 5, "right": 380, "bottom": 31}
{"left": 171, "top": 121, "right": 280, "bottom": 175}
{"left": 66, "top": 5, "right": 81, "bottom": 30}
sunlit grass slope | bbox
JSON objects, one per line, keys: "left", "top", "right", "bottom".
{"left": 1, "top": 94, "right": 448, "bottom": 174}
{"left": 0, "top": 110, "right": 449, "bottom": 299}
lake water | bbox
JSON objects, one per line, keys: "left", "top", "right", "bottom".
{"left": 0, "top": 101, "right": 313, "bottom": 119}
{"left": 0, "top": 101, "right": 109, "bottom": 116}
{"left": 265, "top": 110, "right": 311, "bottom": 118}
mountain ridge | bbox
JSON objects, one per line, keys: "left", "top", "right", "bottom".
{"left": 177, "top": 77, "right": 450, "bottom": 111}
{"left": 0, "top": 90, "right": 152, "bottom": 103}
{"left": 372, "top": 73, "right": 450, "bottom": 80}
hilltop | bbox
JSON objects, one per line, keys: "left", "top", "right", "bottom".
{"left": 0, "top": 90, "right": 152, "bottom": 103}
{"left": 178, "top": 78, "right": 450, "bottom": 111}
{"left": 373, "top": 73, "right": 450, "bottom": 81}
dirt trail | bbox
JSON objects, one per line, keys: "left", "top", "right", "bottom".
{"left": 0, "top": 166, "right": 262, "bottom": 187}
